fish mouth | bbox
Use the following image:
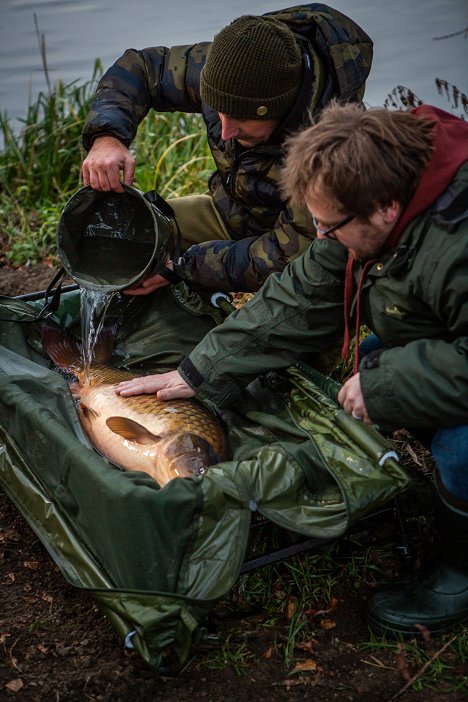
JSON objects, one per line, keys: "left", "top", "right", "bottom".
{"left": 169, "top": 452, "right": 207, "bottom": 477}
{"left": 164, "top": 433, "right": 223, "bottom": 478}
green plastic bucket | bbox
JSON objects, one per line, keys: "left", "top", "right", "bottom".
{"left": 57, "top": 185, "right": 175, "bottom": 292}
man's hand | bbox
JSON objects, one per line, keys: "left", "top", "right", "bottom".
{"left": 115, "top": 370, "right": 195, "bottom": 401}
{"left": 82, "top": 136, "right": 135, "bottom": 192}
{"left": 337, "top": 372, "right": 372, "bottom": 423}
{"left": 124, "top": 260, "right": 174, "bottom": 296}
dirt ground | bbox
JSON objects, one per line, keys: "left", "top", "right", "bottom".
{"left": 0, "top": 263, "right": 467, "bottom": 702}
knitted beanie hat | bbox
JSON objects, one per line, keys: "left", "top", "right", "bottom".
{"left": 200, "top": 15, "right": 303, "bottom": 120}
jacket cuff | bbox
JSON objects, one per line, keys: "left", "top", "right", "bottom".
{"left": 178, "top": 356, "right": 205, "bottom": 389}
{"left": 359, "top": 353, "right": 400, "bottom": 430}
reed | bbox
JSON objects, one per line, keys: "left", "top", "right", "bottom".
{"left": 0, "top": 69, "right": 213, "bottom": 266}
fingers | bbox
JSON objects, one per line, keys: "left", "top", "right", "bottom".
{"left": 156, "top": 385, "right": 196, "bottom": 400}
{"left": 115, "top": 371, "right": 195, "bottom": 400}
{"left": 123, "top": 274, "right": 171, "bottom": 296}
{"left": 122, "top": 157, "right": 136, "bottom": 186}
{"left": 337, "top": 372, "right": 372, "bottom": 423}
{"left": 81, "top": 137, "right": 135, "bottom": 192}
{"left": 116, "top": 377, "right": 163, "bottom": 396}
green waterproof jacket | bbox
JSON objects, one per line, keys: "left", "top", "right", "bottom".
{"left": 82, "top": 4, "right": 373, "bottom": 291}
{"left": 179, "top": 161, "right": 468, "bottom": 432}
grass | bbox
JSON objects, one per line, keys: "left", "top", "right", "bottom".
{"left": 359, "top": 630, "right": 468, "bottom": 695}
{"left": 205, "top": 633, "right": 256, "bottom": 675}
{"left": 0, "top": 67, "right": 213, "bottom": 267}
{"left": 200, "top": 524, "right": 467, "bottom": 693}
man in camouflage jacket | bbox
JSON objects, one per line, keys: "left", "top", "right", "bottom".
{"left": 116, "top": 103, "right": 468, "bottom": 638}
{"left": 81, "top": 4, "right": 373, "bottom": 293}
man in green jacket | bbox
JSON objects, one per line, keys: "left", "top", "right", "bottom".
{"left": 81, "top": 4, "right": 372, "bottom": 293}
{"left": 116, "top": 102, "right": 468, "bottom": 637}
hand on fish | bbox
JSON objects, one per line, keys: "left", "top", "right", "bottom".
{"left": 116, "top": 369, "right": 195, "bottom": 401}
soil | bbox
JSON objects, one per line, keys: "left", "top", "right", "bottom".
{"left": 0, "top": 263, "right": 467, "bottom": 702}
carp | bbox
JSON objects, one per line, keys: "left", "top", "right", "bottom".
{"left": 40, "top": 324, "right": 229, "bottom": 487}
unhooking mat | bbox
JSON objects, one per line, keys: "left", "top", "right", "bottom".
{"left": 0, "top": 284, "right": 411, "bottom": 669}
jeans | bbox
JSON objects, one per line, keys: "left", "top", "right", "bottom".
{"left": 359, "top": 334, "right": 468, "bottom": 500}
{"left": 432, "top": 426, "right": 468, "bottom": 501}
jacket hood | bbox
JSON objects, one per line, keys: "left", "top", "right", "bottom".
{"left": 266, "top": 4, "right": 374, "bottom": 104}
{"left": 387, "top": 105, "right": 468, "bottom": 248}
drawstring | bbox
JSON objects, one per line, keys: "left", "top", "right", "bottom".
{"left": 341, "top": 256, "right": 374, "bottom": 373}
{"left": 341, "top": 256, "right": 355, "bottom": 362}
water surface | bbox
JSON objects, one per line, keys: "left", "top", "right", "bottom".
{"left": 1, "top": 0, "right": 466, "bottom": 127}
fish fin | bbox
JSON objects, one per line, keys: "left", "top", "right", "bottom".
{"left": 40, "top": 320, "right": 118, "bottom": 371}
{"left": 106, "top": 416, "right": 161, "bottom": 445}
{"left": 40, "top": 322, "right": 81, "bottom": 371}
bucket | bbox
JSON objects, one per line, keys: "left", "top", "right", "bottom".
{"left": 57, "top": 185, "right": 176, "bottom": 292}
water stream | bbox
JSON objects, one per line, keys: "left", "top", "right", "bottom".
{"left": 79, "top": 287, "right": 117, "bottom": 385}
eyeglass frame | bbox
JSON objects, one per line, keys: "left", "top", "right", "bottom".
{"left": 312, "top": 213, "right": 354, "bottom": 240}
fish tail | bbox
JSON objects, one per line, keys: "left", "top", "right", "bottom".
{"left": 91, "top": 321, "right": 119, "bottom": 363}
{"left": 40, "top": 320, "right": 119, "bottom": 372}
{"left": 40, "top": 322, "right": 82, "bottom": 371}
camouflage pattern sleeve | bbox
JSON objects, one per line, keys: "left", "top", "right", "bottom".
{"left": 176, "top": 204, "right": 315, "bottom": 292}
{"left": 82, "top": 42, "right": 209, "bottom": 151}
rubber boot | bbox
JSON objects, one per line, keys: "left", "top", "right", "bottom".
{"left": 366, "top": 477, "right": 468, "bottom": 637}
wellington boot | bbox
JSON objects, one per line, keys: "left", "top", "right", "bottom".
{"left": 366, "top": 480, "right": 468, "bottom": 637}
{"left": 366, "top": 560, "right": 468, "bottom": 637}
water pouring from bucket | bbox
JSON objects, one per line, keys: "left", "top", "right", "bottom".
{"left": 57, "top": 185, "right": 178, "bottom": 381}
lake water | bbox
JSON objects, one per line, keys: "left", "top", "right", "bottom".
{"left": 0, "top": 0, "right": 467, "bottom": 129}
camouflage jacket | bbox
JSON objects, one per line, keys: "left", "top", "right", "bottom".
{"left": 82, "top": 4, "right": 373, "bottom": 292}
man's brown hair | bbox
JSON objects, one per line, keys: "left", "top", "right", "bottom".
{"left": 281, "top": 101, "right": 435, "bottom": 217}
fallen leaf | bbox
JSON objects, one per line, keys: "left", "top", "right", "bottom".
{"left": 319, "top": 619, "right": 336, "bottom": 630}
{"left": 295, "top": 640, "right": 314, "bottom": 653}
{"left": 395, "top": 642, "right": 411, "bottom": 681}
{"left": 404, "top": 443, "right": 422, "bottom": 466}
{"left": 0, "top": 633, "right": 12, "bottom": 645}
{"left": 5, "top": 679, "right": 24, "bottom": 692}
{"left": 261, "top": 645, "right": 274, "bottom": 659}
{"left": 23, "top": 560, "right": 40, "bottom": 571}
{"left": 279, "top": 674, "right": 320, "bottom": 687}
{"left": 0, "top": 529, "right": 21, "bottom": 543}
{"left": 291, "top": 659, "right": 317, "bottom": 674}
{"left": 306, "top": 596, "right": 340, "bottom": 618}
{"left": 7, "top": 573, "right": 15, "bottom": 583}
{"left": 37, "top": 644, "right": 49, "bottom": 654}
{"left": 287, "top": 597, "right": 296, "bottom": 620}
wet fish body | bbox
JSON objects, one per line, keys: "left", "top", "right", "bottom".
{"left": 41, "top": 325, "right": 229, "bottom": 487}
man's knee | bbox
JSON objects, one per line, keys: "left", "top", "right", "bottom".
{"left": 168, "top": 194, "right": 230, "bottom": 249}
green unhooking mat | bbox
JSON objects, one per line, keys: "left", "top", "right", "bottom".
{"left": 0, "top": 285, "right": 411, "bottom": 669}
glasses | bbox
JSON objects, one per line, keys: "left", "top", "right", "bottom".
{"left": 312, "top": 213, "right": 354, "bottom": 240}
